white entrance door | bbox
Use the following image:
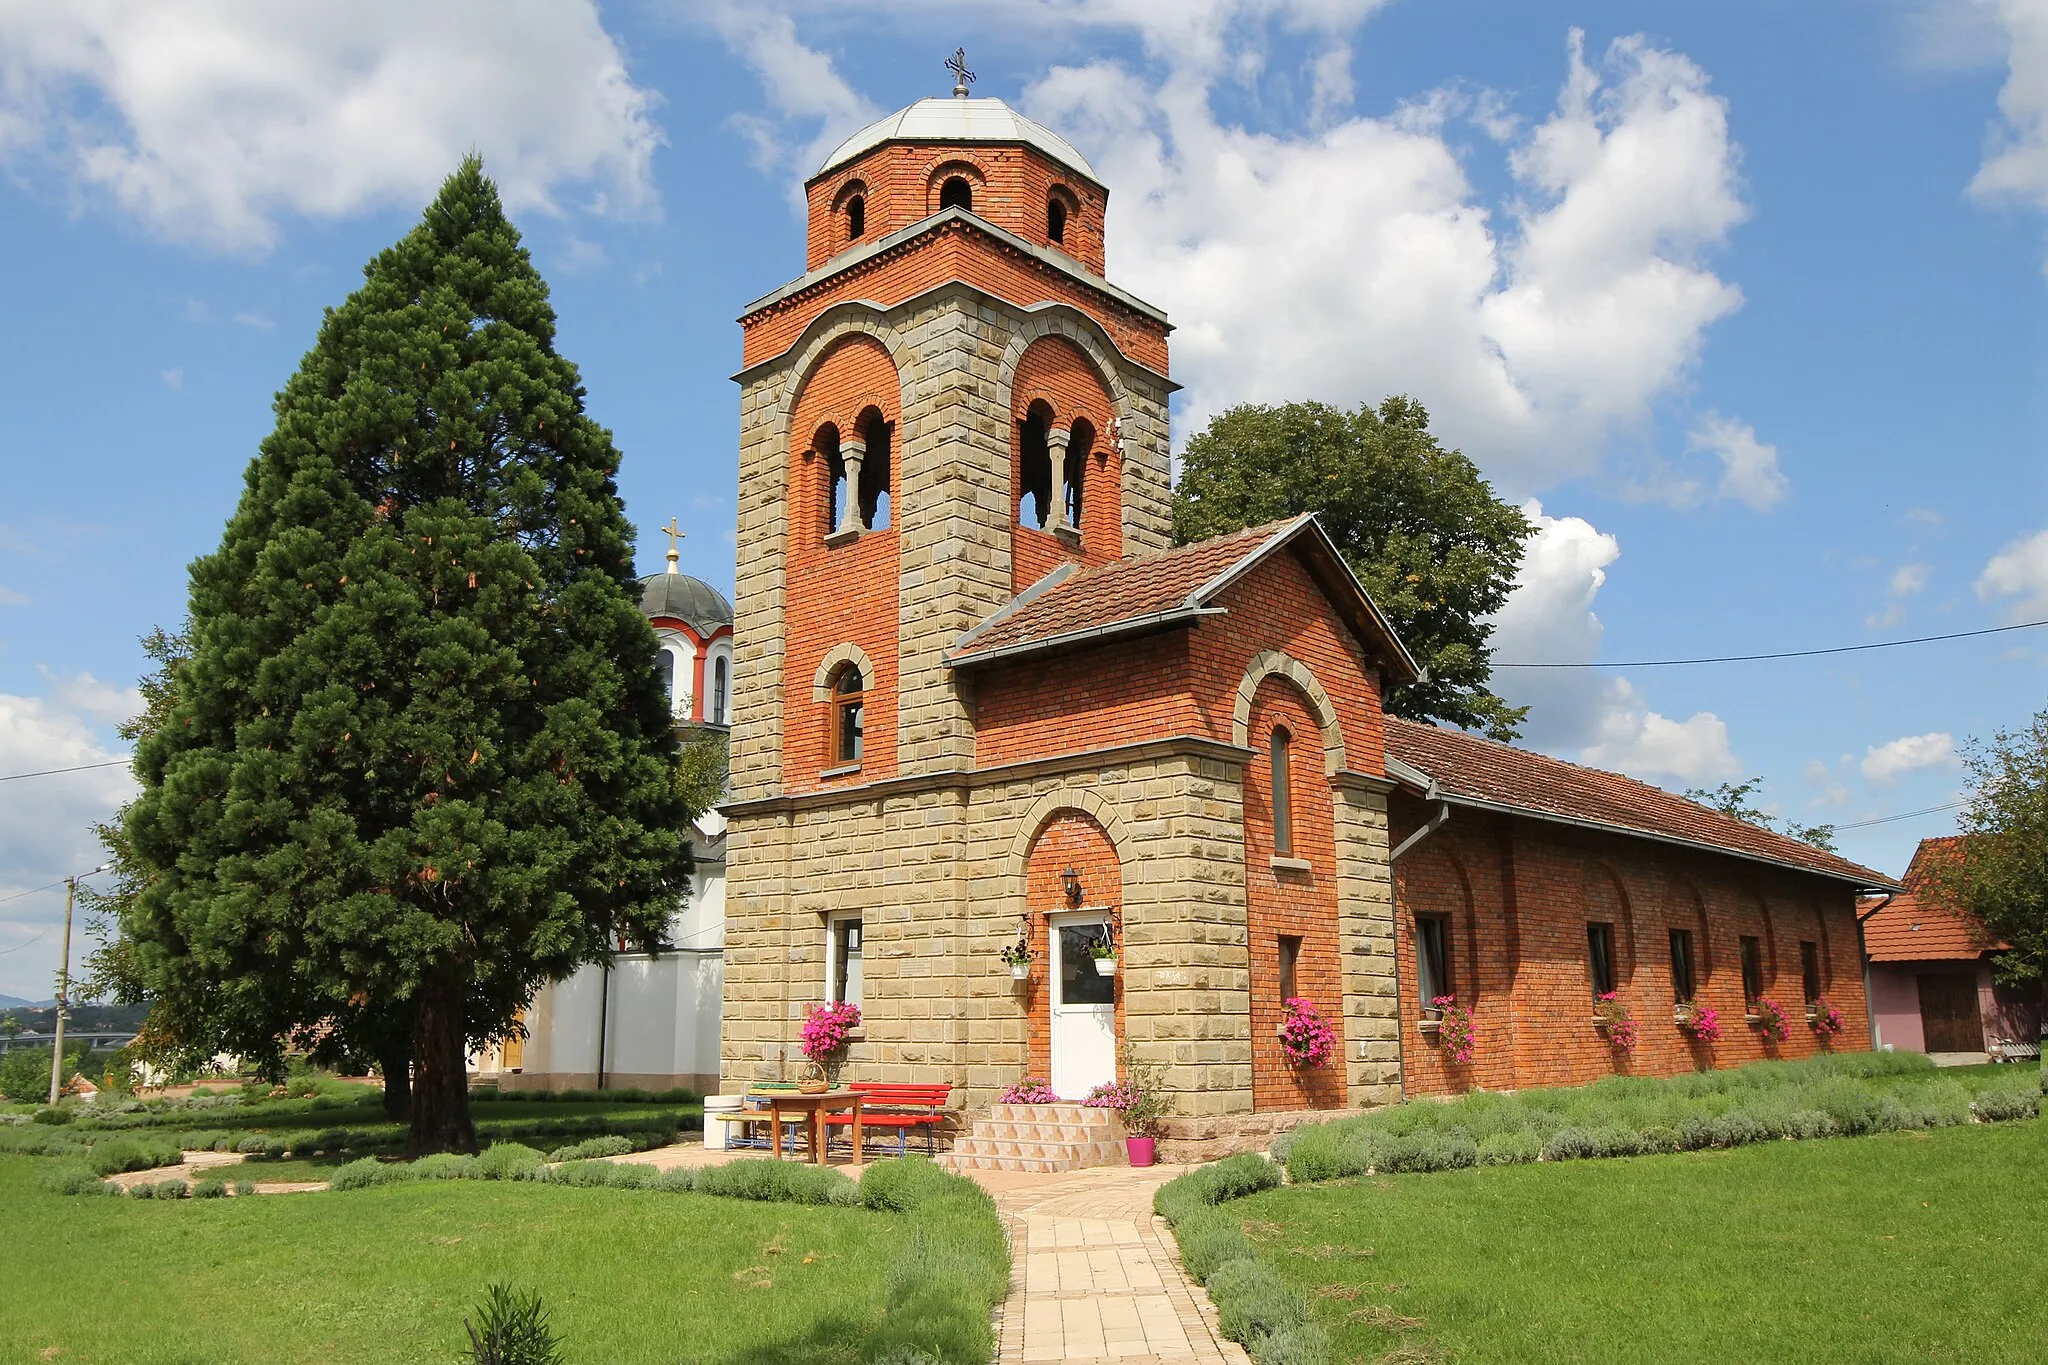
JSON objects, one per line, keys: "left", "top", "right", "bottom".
{"left": 1049, "top": 912, "right": 1116, "bottom": 1100}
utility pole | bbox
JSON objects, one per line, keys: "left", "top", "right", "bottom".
{"left": 47, "top": 864, "right": 106, "bottom": 1107}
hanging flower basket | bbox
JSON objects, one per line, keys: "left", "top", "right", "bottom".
{"left": 1675, "top": 1001, "right": 1722, "bottom": 1043}
{"left": 1594, "top": 992, "right": 1638, "bottom": 1054}
{"left": 1808, "top": 995, "right": 1844, "bottom": 1037}
{"left": 1010, "top": 962, "right": 1032, "bottom": 981}
{"left": 1432, "top": 995, "right": 1475, "bottom": 1064}
{"left": 1094, "top": 957, "right": 1117, "bottom": 977}
{"left": 1752, "top": 997, "right": 1790, "bottom": 1043}
{"left": 1000, "top": 938, "right": 1034, "bottom": 981}
{"left": 1087, "top": 933, "right": 1117, "bottom": 975}
{"left": 1278, "top": 997, "right": 1336, "bottom": 1068}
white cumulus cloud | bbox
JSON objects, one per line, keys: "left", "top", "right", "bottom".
{"left": 1970, "top": 0, "right": 2048, "bottom": 220}
{"left": 710, "top": 6, "right": 1760, "bottom": 497}
{"left": 1688, "top": 414, "right": 1788, "bottom": 510}
{"left": 1860, "top": 731, "right": 1960, "bottom": 787}
{"left": 1975, "top": 527, "right": 2048, "bottom": 621}
{"left": 0, "top": 0, "right": 662, "bottom": 252}
{"left": 1486, "top": 500, "right": 1741, "bottom": 786}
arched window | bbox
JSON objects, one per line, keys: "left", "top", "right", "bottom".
{"left": 1065, "top": 418, "right": 1094, "bottom": 530}
{"left": 846, "top": 194, "right": 865, "bottom": 240}
{"left": 815, "top": 423, "right": 846, "bottom": 535}
{"left": 712, "top": 655, "right": 729, "bottom": 726}
{"left": 1047, "top": 197, "right": 1067, "bottom": 243}
{"left": 831, "top": 665, "right": 865, "bottom": 766}
{"left": 659, "top": 646, "right": 676, "bottom": 705}
{"left": 856, "top": 407, "right": 893, "bottom": 531}
{"left": 939, "top": 176, "right": 972, "bottom": 212}
{"left": 1017, "top": 404, "right": 1052, "bottom": 528}
{"left": 1270, "top": 725, "right": 1293, "bottom": 855}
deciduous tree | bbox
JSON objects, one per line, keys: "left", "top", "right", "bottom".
{"left": 1173, "top": 398, "right": 1530, "bottom": 739}
{"left": 1926, "top": 710, "right": 2047, "bottom": 990}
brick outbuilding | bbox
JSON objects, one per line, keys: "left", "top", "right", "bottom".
{"left": 717, "top": 85, "right": 1895, "bottom": 1145}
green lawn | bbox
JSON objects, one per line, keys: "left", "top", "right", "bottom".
{"left": 0, "top": 1154, "right": 912, "bottom": 1365}
{"left": 1235, "top": 1118, "right": 2047, "bottom": 1363}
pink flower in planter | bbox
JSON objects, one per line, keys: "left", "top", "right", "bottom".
{"left": 1753, "top": 997, "right": 1790, "bottom": 1043}
{"left": 1810, "top": 996, "right": 1844, "bottom": 1038}
{"left": 1278, "top": 997, "right": 1336, "bottom": 1068}
{"left": 1432, "top": 994, "right": 1475, "bottom": 1065}
{"left": 800, "top": 1001, "right": 862, "bottom": 1063}
{"left": 1678, "top": 1001, "right": 1722, "bottom": 1043}
{"left": 1595, "top": 991, "right": 1638, "bottom": 1054}
{"left": 999, "top": 1077, "right": 1060, "bottom": 1104}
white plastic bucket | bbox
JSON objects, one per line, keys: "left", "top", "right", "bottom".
{"left": 703, "top": 1094, "right": 744, "bottom": 1150}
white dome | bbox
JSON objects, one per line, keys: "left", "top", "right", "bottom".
{"left": 816, "top": 97, "right": 1097, "bottom": 183}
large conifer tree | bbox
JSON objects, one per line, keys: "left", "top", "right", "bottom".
{"left": 123, "top": 159, "right": 689, "bottom": 1153}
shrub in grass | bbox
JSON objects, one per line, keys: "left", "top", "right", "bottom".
{"left": 866, "top": 1178, "right": 1012, "bottom": 1365}
{"left": 1176, "top": 1209, "right": 1258, "bottom": 1281}
{"left": 1918, "top": 1080, "right": 1973, "bottom": 1128}
{"left": 1477, "top": 1130, "right": 1542, "bottom": 1165}
{"left": 415, "top": 1153, "right": 481, "bottom": 1180}
{"left": 1206, "top": 1258, "right": 1318, "bottom": 1359}
{"left": 1156, "top": 1152, "right": 1284, "bottom": 1223}
{"left": 143, "top": 1178, "right": 189, "bottom": 1199}
{"left": 477, "top": 1142, "right": 545, "bottom": 1181}
{"left": 463, "top": 1283, "right": 564, "bottom": 1365}
{"left": 1973, "top": 1088, "right": 2039, "bottom": 1122}
{"left": 39, "top": 1163, "right": 117, "bottom": 1196}
{"left": 88, "top": 1136, "right": 183, "bottom": 1176}
{"left": 32, "top": 1106, "right": 73, "bottom": 1125}
{"left": 1638, "top": 1125, "right": 1683, "bottom": 1154}
{"left": 859, "top": 1155, "right": 968, "bottom": 1213}
{"left": 545, "top": 1134, "right": 634, "bottom": 1163}
{"left": 1784, "top": 1109, "right": 1837, "bottom": 1140}
{"left": 1272, "top": 1123, "right": 1373, "bottom": 1183}
{"left": 1804, "top": 1079, "right": 1885, "bottom": 1136}
{"left": 233, "top": 1179, "right": 255, "bottom": 1196}
{"left": 193, "top": 1179, "right": 229, "bottom": 1199}
{"left": 329, "top": 1158, "right": 414, "bottom": 1191}
{"left": 693, "top": 1157, "right": 854, "bottom": 1205}
{"left": 0, "top": 1127, "right": 88, "bottom": 1158}
{"left": 656, "top": 1168, "right": 697, "bottom": 1194}
{"left": 235, "top": 1136, "right": 269, "bottom": 1155}
{"left": 1543, "top": 1128, "right": 1595, "bottom": 1161}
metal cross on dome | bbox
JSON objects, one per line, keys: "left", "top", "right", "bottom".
{"left": 947, "top": 47, "right": 975, "bottom": 97}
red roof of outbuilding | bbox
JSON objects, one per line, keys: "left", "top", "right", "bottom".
{"left": 947, "top": 516, "right": 1417, "bottom": 677}
{"left": 1384, "top": 717, "right": 1897, "bottom": 888}
{"left": 1862, "top": 836, "right": 1998, "bottom": 962}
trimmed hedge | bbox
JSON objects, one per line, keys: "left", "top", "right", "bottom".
{"left": 88, "top": 1136, "right": 184, "bottom": 1177}
{"left": 1274, "top": 1054, "right": 2039, "bottom": 1182}
{"left": 1153, "top": 1156, "right": 1312, "bottom": 1365}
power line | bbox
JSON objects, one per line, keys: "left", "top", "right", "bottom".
{"left": 0, "top": 758, "right": 132, "bottom": 783}
{"left": 1832, "top": 800, "right": 1966, "bottom": 831}
{"left": 0, "top": 927, "right": 51, "bottom": 956}
{"left": 0, "top": 878, "right": 69, "bottom": 908}
{"left": 1494, "top": 619, "right": 2047, "bottom": 669}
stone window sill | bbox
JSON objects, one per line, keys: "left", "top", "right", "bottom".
{"left": 824, "top": 526, "right": 861, "bottom": 548}
{"left": 1052, "top": 524, "right": 1082, "bottom": 548}
{"left": 818, "top": 763, "right": 862, "bottom": 780}
{"left": 1269, "top": 856, "right": 1313, "bottom": 873}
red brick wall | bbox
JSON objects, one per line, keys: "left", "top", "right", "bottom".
{"left": 744, "top": 219, "right": 1167, "bottom": 375}
{"left": 782, "top": 335, "right": 901, "bottom": 791}
{"left": 1010, "top": 335, "right": 1123, "bottom": 591}
{"left": 1018, "top": 812, "right": 1125, "bottom": 1084}
{"left": 972, "top": 547, "right": 1390, "bottom": 770}
{"left": 1391, "top": 795, "right": 1873, "bottom": 1097}
{"left": 1242, "top": 679, "right": 1346, "bottom": 1111}
{"left": 805, "top": 143, "right": 1108, "bottom": 275}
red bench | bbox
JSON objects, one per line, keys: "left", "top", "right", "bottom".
{"left": 824, "top": 1083, "right": 952, "bottom": 1157}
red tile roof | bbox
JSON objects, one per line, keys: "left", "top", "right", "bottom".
{"left": 948, "top": 516, "right": 1414, "bottom": 674}
{"left": 1385, "top": 717, "right": 1896, "bottom": 887}
{"left": 1862, "top": 837, "right": 1998, "bottom": 962}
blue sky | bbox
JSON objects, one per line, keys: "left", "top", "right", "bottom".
{"left": 1, "top": 1, "right": 2043, "bottom": 999}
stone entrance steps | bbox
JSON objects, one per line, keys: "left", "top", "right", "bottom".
{"left": 940, "top": 1102, "right": 1127, "bottom": 1174}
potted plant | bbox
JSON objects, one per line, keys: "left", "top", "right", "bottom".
{"left": 1278, "top": 997, "right": 1337, "bottom": 1068}
{"left": 998, "top": 1076, "right": 1059, "bottom": 1105}
{"left": 1808, "top": 995, "right": 1843, "bottom": 1038}
{"left": 1432, "top": 995, "right": 1475, "bottom": 1064}
{"left": 800, "top": 1001, "right": 861, "bottom": 1086}
{"left": 1087, "top": 934, "right": 1117, "bottom": 976}
{"left": 1000, "top": 938, "right": 1034, "bottom": 981}
{"left": 1752, "top": 996, "right": 1790, "bottom": 1043}
{"left": 1594, "top": 991, "right": 1638, "bottom": 1054}
{"left": 1675, "top": 1000, "right": 1722, "bottom": 1042}
{"left": 1083, "top": 1047, "right": 1167, "bottom": 1167}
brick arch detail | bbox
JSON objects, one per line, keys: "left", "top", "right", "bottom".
{"left": 996, "top": 307, "right": 1132, "bottom": 414}
{"left": 1001, "top": 786, "right": 1134, "bottom": 904}
{"left": 810, "top": 642, "right": 876, "bottom": 702}
{"left": 1585, "top": 859, "right": 1638, "bottom": 985}
{"left": 1232, "top": 651, "right": 1346, "bottom": 776}
{"left": 770, "top": 305, "right": 914, "bottom": 449}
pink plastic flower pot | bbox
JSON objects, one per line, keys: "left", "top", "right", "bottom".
{"left": 1125, "top": 1136, "right": 1157, "bottom": 1167}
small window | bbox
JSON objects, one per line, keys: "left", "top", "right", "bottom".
{"left": 1587, "top": 922, "right": 1617, "bottom": 998}
{"left": 1278, "top": 934, "right": 1302, "bottom": 1003}
{"left": 1017, "top": 408, "right": 1051, "bottom": 527}
{"left": 830, "top": 917, "right": 863, "bottom": 1008}
{"left": 832, "top": 666, "right": 864, "bottom": 765}
{"left": 1739, "top": 935, "right": 1765, "bottom": 1009}
{"left": 940, "top": 176, "right": 972, "bottom": 212}
{"left": 1800, "top": 940, "right": 1821, "bottom": 1003}
{"left": 1416, "top": 915, "right": 1451, "bottom": 1005}
{"left": 658, "top": 646, "right": 676, "bottom": 704}
{"left": 712, "top": 655, "right": 729, "bottom": 726}
{"left": 1270, "top": 726, "right": 1293, "bottom": 855}
{"left": 1065, "top": 419, "right": 1092, "bottom": 531}
{"left": 857, "top": 411, "right": 892, "bottom": 531}
{"left": 815, "top": 424, "right": 846, "bottom": 535}
{"left": 1047, "top": 196, "right": 1067, "bottom": 243}
{"left": 1669, "top": 928, "right": 1696, "bottom": 1004}
{"left": 846, "top": 194, "right": 865, "bottom": 240}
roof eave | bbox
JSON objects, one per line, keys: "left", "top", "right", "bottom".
{"left": 946, "top": 605, "right": 1227, "bottom": 671}
{"left": 809, "top": 135, "right": 1104, "bottom": 192}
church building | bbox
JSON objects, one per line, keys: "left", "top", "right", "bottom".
{"left": 719, "top": 80, "right": 1896, "bottom": 1152}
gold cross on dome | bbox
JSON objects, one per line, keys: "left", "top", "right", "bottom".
{"left": 661, "top": 517, "right": 684, "bottom": 571}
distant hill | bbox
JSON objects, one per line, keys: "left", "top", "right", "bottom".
{"left": 0, "top": 994, "right": 55, "bottom": 1010}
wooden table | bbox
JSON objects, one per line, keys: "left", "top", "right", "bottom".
{"left": 754, "top": 1089, "right": 863, "bottom": 1164}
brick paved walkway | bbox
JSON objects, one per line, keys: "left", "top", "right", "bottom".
{"left": 971, "top": 1164, "right": 1251, "bottom": 1365}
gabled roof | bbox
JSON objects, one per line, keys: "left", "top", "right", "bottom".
{"left": 1385, "top": 717, "right": 1897, "bottom": 888}
{"left": 1863, "top": 837, "right": 1998, "bottom": 962}
{"left": 946, "top": 515, "right": 1419, "bottom": 678}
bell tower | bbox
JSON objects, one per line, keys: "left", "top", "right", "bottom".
{"left": 726, "top": 73, "right": 1177, "bottom": 804}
